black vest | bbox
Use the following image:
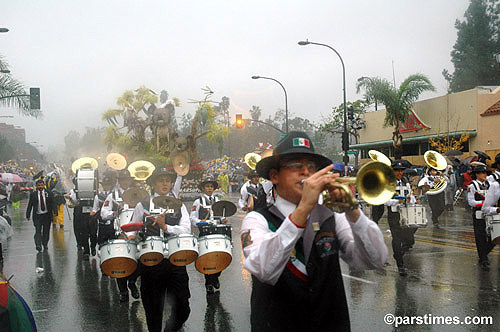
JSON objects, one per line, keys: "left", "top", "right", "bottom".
{"left": 142, "top": 196, "right": 182, "bottom": 237}
{"left": 197, "top": 195, "right": 213, "bottom": 220}
{"left": 247, "top": 182, "right": 267, "bottom": 210}
{"left": 250, "top": 206, "right": 350, "bottom": 332}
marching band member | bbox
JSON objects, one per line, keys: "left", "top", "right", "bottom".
{"left": 487, "top": 153, "right": 500, "bottom": 183}
{"left": 238, "top": 170, "right": 273, "bottom": 211}
{"left": 468, "top": 163, "right": 494, "bottom": 271}
{"left": 65, "top": 174, "right": 97, "bottom": 260}
{"left": 418, "top": 167, "right": 445, "bottom": 229}
{"left": 384, "top": 160, "right": 417, "bottom": 276}
{"left": 92, "top": 172, "right": 116, "bottom": 246}
{"left": 100, "top": 169, "right": 140, "bottom": 302}
{"left": 241, "top": 131, "right": 387, "bottom": 332}
{"left": 190, "top": 177, "right": 228, "bottom": 295}
{"left": 46, "top": 171, "right": 66, "bottom": 229}
{"left": 131, "top": 167, "right": 191, "bottom": 332}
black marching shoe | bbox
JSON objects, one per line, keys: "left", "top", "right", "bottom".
{"left": 36, "top": 246, "right": 42, "bottom": 252}
{"left": 128, "top": 283, "right": 140, "bottom": 299}
{"left": 119, "top": 291, "right": 129, "bottom": 302}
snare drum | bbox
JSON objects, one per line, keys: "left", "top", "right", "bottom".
{"left": 486, "top": 215, "right": 500, "bottom": 244}
{"left": 398, "top": 205, "right": 427, "bottom": 227}
{"left": 195, "top": 234, "right": 232, "bottom": 275}
{"left": 99, "top": 239, "right": 137, "bottom": 278}
{"left": 139, "top": 236, "right": 167, "bottom": 266}
{"left": 167, "top": 234, "right": 198, "bottom": 266}
{"left": 118, "top": 209, "right": 135, "bottom": 227}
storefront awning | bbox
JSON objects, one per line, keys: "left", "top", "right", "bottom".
{"left": 350, "top": 130, "right": 477, "bottom": 149}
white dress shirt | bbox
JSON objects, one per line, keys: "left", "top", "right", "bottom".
{"left": 241, "top": 195, "right": 388, "bottom": 285}
{"left": 487, "top": 171, "right": 500, "bottom": 183}
{"left": 238, "top": 180, "right": 274, "bottom": 209}
{"left": 132, "top": 192, "right": 191, "bottom": 235}
{"left": 190, "top": 194, "right": 220, "bottom": 226}
{"left": 36, "top": 189, "right": 48, "bottom": 214}
{"left": 385, "top": 179, "right": 416, "bottom": 211}
{"left": 482, "top": 181, "right": 500, "bottom": 216}
{"left": 467, "top": 180, "right": 489, "bottom": 208}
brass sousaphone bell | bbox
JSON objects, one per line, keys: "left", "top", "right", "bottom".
{"left": 128, "top": 161, "right": 156, "bottom": 181}
{"left": 71, "top": 157, "right": 98, "bottom": 174}
{"left": 244, "top": 152, "right": 261, "bottom": 170}
{"left": 423, "top": 150, "right": 448, "bottom": 195}
{"left": 106, "top": 153, "right": 127, "bottom": 170}
{"left": 368, "top": 150, "right": 392, "bottom": 166}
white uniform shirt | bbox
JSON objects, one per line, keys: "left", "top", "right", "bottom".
{"left": 467, "top": 180, "right": 489, "bottom": 208}
{"left": 487, "top": 171, "right": 500, "bottom": 183}
{"left": 385, "top": 179, "right": 416, "bottom": 211}
{"left": 240, "top": 195, "right": 388, "bottom": 285}
{"left": 131, "top": 192, "right": 191, "bottom": 235}
{"left": 92, "top": 190, "right": 111, "bottom": 213}
{"left": 238, "top": 180, "right": 274, "bottom": 209}
{"left": 482, "top": 180, "right": 500, "bottom": 216}
{"left": 100, "top": 189, "right": 128, "bottom": 221}
{"left": 418, "top": 175, "right": 436, "bottom": 188}
{"left": 190, "top": 194, "right": 220, "bottom": 226}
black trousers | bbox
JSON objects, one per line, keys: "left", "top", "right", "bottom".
{"left": 33, "top": 213, "right": 52, "bottom": 247}
{"left": 428, "top": 192, "right": 445, "bottom": 225}
{"left": 97, "top": 223, "right": 115, "bottom": 245}
{"left": 472, "top": 215, "right": 495, "bottom": 263}
{"left": 204, "top": 272, "right": 221, "bottom": 287}
{"left": 140, "top": 260, "right": 191, "bottom": 332}
{"left": 74, "top": 212, "right": 96, "bottom": 254}
{"left": 117, "top": 264, "right": 142, "bottom": 293}
{"left": 387, "top": 208, "right": 416, "bottom": 267}
{"left": 371, "top": 204, "right": 385, "bottom": 224}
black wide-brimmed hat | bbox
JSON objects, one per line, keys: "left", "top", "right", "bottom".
{"left": 198, "top": 177, "right": 218, "bottom": 191}
{"left": 471, "top": 162, "right": 488, "bottom": 174}
{"left": 491, "top": 153, "right": 500, "bottom": 169}
{"left": 100, "top": 172, "right": 116, "bottom": 185}
{"left": 391, "top": 159, "right": 410, "bottom": 170}
{"left": 117, "top": 169, "right": 133, "bottom": 180}
{"left": 256, "top": 131, "right": 332, "bottom": 180}
{"left": 147, "top": 167, "right": 176, "bottom": 185}
{"left": 248, "top": 170, "right": 260, "bottom": 178}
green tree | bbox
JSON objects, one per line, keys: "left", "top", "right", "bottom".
{"left": 356, "top": 74, "right": 435, "bottom": 158}
{"left": 444, "top": 0, "right": 500, "bottom": 92}
{"left": 0, "top": 56, "right": 42, "bottom": 118}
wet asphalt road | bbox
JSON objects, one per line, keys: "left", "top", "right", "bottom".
{"left": 2, "top": 196, "right": 500, "bottom": 332}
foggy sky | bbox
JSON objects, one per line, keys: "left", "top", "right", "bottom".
{"left": 1, "top": 0, "right": 470, "bottom": 155}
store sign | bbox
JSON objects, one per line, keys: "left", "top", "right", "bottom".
{"left": 398, "top": 109, "right": 430, "bottom": 133}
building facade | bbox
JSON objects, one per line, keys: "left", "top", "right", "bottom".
{"left": 351, "top": 86, "right": 500, "bottom": 165}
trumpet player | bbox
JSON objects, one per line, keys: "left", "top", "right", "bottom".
{"left": 240, "top": 131, "right": 387, "bottom": 332}
{"left": 384, "top": 160, "right": 416, "bottom": 276}
{"left": 468, "top": 163, "right": 493, "bottom": 271}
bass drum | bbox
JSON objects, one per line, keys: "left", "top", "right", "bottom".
{"left": 99, "top": 239, "right": 137, "bottom": 278}
{"left": 167, "top": 234, "right": 198, "bottom": 266}
{"left": 195, "top": 234, "right": 232, "bottom": 275}
{"left": 76, "top": 168, "right": 98, "bottom": 200}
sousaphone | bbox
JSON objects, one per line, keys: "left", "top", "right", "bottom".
{"left": 423, "top": 150, "right": 448, "bottom": 195}
{"left": 71, "top": 157, "right": 98, "bottom": 174}
{"left": 128, "top": 161, "right": 156, "bottom": 181}
{"left": 106, "top": 153, "right": 127, "bottom": 170}
{"left": 368, "top": 150, "right": 391, "bottom": 166}
{"left": 244, "top": 152, "right": 261, "bottom": 170}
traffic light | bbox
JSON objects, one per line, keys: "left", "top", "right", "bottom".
{"left": 30, "top": 88, "right": 40, "bottom": 110}
{"left": 235, "top": 114, "right": 243, "bottom": 128}
{"left": 348, "top": 106, "right": 354, "bottom": 120}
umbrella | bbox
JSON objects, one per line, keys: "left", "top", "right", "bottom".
{"left": 445, "top": 149, "right": 463, "bottom": 157}
{"left": 0, "top": 276, "right": 38, "bottom": 331}
{"left": 474, "top": 150, "right": 491, "bottom": 162}
{"left": 0, "top": 174, "right": 23, "bottom": 183}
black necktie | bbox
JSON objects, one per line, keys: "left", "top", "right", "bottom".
{"left": 39, "top": 191, "right": 46, "bottom": 211}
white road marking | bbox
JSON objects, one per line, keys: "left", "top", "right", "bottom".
{"left": 32, "top": 309, "right": 48, "bottom": 313}
{"left": 342, "top": 273, "right": 376, "bottom": 284}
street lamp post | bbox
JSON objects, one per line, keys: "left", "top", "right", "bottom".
{"left": 252, "top": 75, "right": 289, "bottom": 133}
{"left": 298, "top": 39, "right": 349, "bottom": 165}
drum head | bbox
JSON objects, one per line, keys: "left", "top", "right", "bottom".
{"left": 169, "top": 251, "right": 198, "bottom": 266}
{"left": 101, "top": 258, "right": 137, "bottom": 278}
{"left": 140, "top": 253, "right": 164, "bottom": 266}
{"left": 212, "top": 201, "right": 237, "bottom": 217}
{"left": 195, "top": 252, "right": 232, "bottom": 275}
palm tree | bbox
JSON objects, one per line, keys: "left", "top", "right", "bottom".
{"left": 356, "top": 74, "right": 435, "bottom": 158}
{"left": 0, "top": 56, "right": 41, "bottom": 118}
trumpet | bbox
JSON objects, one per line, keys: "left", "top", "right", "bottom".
{"left": 321, "top": 161, "right": 397, "bottom": 210}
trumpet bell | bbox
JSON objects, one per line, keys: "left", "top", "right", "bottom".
{"left": 368, "top": 150, "right": 391, "bottom": 166}
{"left": 128, "top": 161, "right": 155, "bottom": 181}
{"left": 71, "top": 157, "right": 98, "bottom": 174}
{"left": 424, "top": 150, "right": 447, "bottom": 171}
{"left": 245, "top": 153, "right": 261, "bottom": 170}
{"left": 171, "top": 152, "right": 190, "bottom": 176}
{"left": 106, "top": 153, "right": 127, "bottom": 170}
{"left": 356, "top": 161, "right": 397, "bottom": 205}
